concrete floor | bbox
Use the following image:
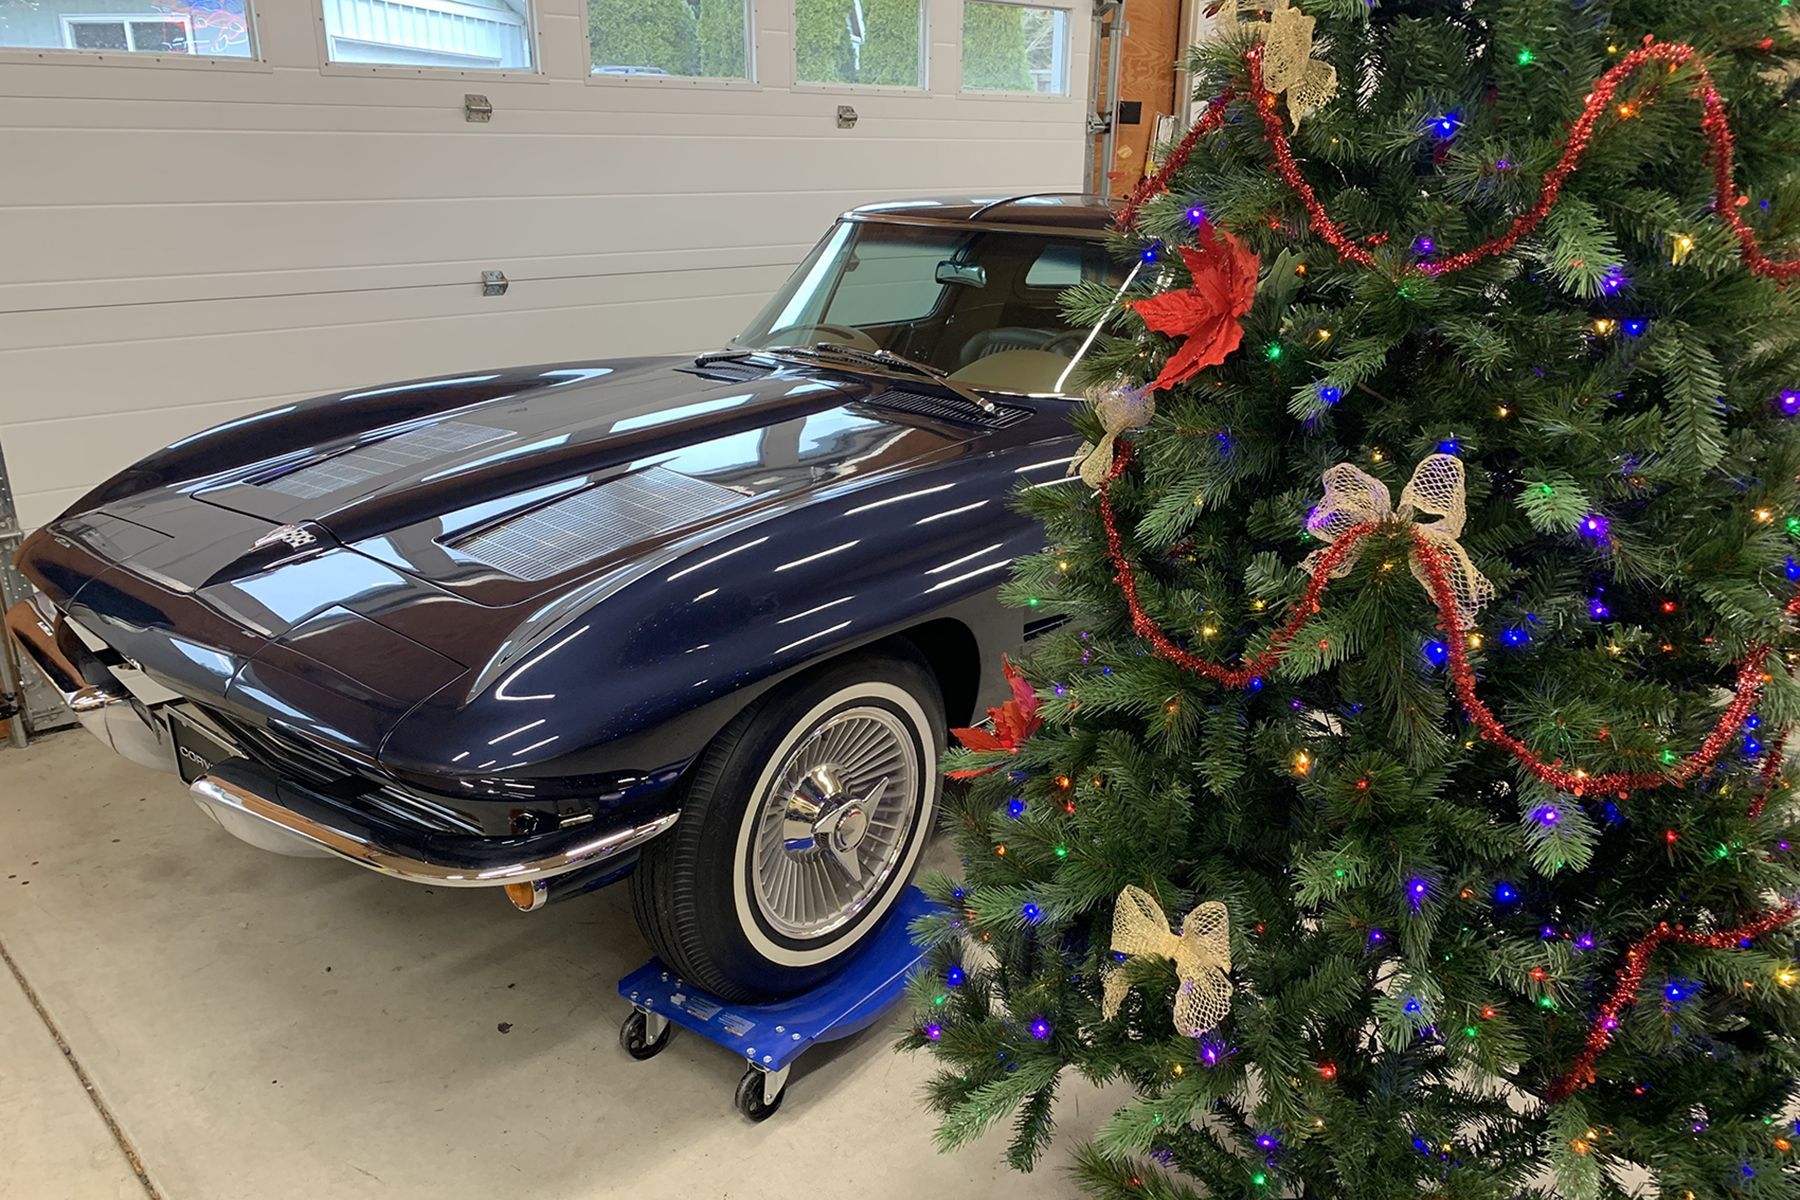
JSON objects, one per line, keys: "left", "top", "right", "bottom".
{"left": 0, "top": 732, "right": 1124, "bottom": 1200}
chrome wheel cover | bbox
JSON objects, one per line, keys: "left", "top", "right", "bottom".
{"left": 748, "top": 705, "right": 921, "bottom": 940}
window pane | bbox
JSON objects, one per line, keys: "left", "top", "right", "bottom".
{"left": 129, "top": 21, "right": 192, "bottom": 51}
{"left": 587, "top": 0, "right": 749, "bottom": 79}
{"left": 962, "top": 0, "right": 1067, "bottom": 94}
{"left": 6, "top": 3, "right": 252, "bottom": 57}
{"left": 321, "top": 0, "right": 534, "bottom": 70}
{"left": 795, "top": 0, "right": 921, "bottom": 87}
{"left": 69, "top": 22, "right": 132, "bottom": 51}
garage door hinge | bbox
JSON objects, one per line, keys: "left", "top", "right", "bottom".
{"left": 481, "top": 270, "right": 509, "bottom": 297}
{"left": 465, "top": 94, "right": 493, "bottom": 123}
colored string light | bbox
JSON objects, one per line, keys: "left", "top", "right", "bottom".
{"left": 1547, "top": 904, "right": 1800, "bottom": 1099}
{"left": 1119, "top": 42, "right": 1800, "bottom": 284}
{"left": 1097, "top": 441, "right": 1800, "bottom": 800}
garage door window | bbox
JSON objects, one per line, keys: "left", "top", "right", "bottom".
{"left": 587, "top": 0, "right": 751, "bottom": 79}
{"left": 1, "top": 1, "right": 254, "bottom": 57}
{"left": 961, "top": 0, "right": 1067, "bottom": 94}
{"left": 795, "top": 0, "right": 922, "bottom": 88}
{"left": 320, "top": 0, "right": 534, "bottom": 70}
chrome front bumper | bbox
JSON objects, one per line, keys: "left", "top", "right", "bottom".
{"left": 6, "top": 595, "right": 678, "bottom": 892}
{"left": 190, "top": 762, "right": 679, "bottom": 887}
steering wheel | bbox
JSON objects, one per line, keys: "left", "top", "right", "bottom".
{"left": 762, "top": 323, "right": 880, "bottom": 351}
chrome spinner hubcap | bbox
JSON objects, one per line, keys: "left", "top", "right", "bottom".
{"left": 751, "top": 708, "right": 920, "bottom": 940}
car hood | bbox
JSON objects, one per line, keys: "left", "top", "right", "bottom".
{"left": 46, "top": 356, "right": 1018, "bottom": 668}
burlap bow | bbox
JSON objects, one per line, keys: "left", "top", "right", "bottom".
{"left": 1260, "top": 0, "right": 1338, "bottom": 128}
{"left": 1302, "top": 454, "right": 1495, "bottom": 631}
{"left": 1101, "top": 885, "right": 1232, "bottom": 1037}
{"left": 1071, "top": 385, "right": 1155, "bottom": 489}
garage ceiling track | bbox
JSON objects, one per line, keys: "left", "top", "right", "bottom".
{"left": 0, "top": 0, "right": 1092, "bottom": 532}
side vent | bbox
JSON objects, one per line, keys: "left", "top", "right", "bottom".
{"left": 450, "top": 467, "right": 749, "bottom": 581}
{"left": 257, "top": 421, "right": 511, "bottom": 500}
{"left": 862, "top": 386, "right": 1033, "bottom": 430}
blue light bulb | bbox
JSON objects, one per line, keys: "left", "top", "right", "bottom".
{"left": 1495, "top": 882, "right": 1518, "bottom": 903}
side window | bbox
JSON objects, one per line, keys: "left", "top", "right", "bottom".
{"left": 1025, "top": 242, "right": 1115, "bottom": 289}
{"left": 795, "top": 0, "right": 923, "bottom": 88}
{"left": 1, "top": 1, "right": 254, "bottom": 57}
{"left": 320, "top": 0, "right": 534, "bottom": 70}
{"left": 587, "top": 0, "right": 752, "bottom": 79}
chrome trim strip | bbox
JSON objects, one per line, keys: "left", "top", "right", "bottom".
{"left": 4, "top": 598, "right": 126, "bottom": 714}
{"left": 190, "top": 764, "right": 679, "bottom": 887}
{"left": 839, "top": 213, "right": 1113, "bottom": 241}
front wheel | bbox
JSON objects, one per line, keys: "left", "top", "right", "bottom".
{"left": 630, "top": 649, "right": 944, "bottom": 1002}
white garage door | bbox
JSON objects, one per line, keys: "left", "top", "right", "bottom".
{"left": 0, "top": 0, "right": 1090, "bottom": 532}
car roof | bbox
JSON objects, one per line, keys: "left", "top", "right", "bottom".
{"left": 843, "top": 193, "right": 1120, "bottom": 234}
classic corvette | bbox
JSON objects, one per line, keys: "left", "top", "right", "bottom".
{"left": 5, "top": 193, "right": 1131, "bottom": 1000}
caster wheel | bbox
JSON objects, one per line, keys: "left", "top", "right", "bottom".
{"left": 619, "top": 1010, "right": 673, "bottom": 1060}
{"left": 735, "top": 1067, "right": 785, "bottom": 1121}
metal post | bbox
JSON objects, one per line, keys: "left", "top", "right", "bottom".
{"left": 1100, "top": 0, "right": 1126, "bottom": 199}
{"left": 1084, "top": 0, "right": 1125, "bottom": 196}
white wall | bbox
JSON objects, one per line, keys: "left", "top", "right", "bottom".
{"left": 0, "top": 0, "right": 1090, "bottom": 530}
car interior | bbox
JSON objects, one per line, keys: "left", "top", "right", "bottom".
{"left": 736, "top": 222, "right": 1133, "bottom": 396}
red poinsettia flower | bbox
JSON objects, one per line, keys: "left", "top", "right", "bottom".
{"left": 948, "top": 656, "right": 1042, "bottom": 778}
{"left": 1129, "top": 222, "right": 1260, "bottom": 394}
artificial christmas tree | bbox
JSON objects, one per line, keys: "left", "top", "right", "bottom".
{"left": 904, "top": 2, "right": 1800, "bottom": 1196}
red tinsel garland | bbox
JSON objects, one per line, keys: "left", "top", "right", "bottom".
{"left": 1100, "top": 445, "right": 1800, "bottom": 1101}
{"left": 1122, "top": 39, "right": 1800, "bottom": 284}
{"left": 1544, "top": 903, "right": 1800, "bottom": 1101}
{"left": 1098, "top": 441, "right": 1799, "bottom": 798}
{"left": 1115, "top": 90, "right": 1238, "bottom": 232}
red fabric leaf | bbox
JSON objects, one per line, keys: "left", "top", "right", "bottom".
{"left": 947, "top": 657, "right": 1044, "bottom": 777}
{"left": 952, "top": 726, "right": 1008, "bottom": 754}
{"left": 1129, "top": 224, "right": 1260, "bottom": 394}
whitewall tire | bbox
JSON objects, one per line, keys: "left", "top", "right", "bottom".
{"left": 629, "top": 648, "right": 944, "bottom": 1001}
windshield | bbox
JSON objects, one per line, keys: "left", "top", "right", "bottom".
{"left": 735, "top": 220, "right": 1133, "bottom": 396}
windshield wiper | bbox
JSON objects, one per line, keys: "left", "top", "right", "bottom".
{"left": 767, "top": 342, "right": 998, "bottom": 414}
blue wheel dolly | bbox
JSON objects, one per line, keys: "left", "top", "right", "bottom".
{"left": 618, "top": 887, "right": 934, "bottom": 1120}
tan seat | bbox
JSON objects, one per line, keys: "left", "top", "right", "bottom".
{"left": 946, "top": 348, "right": 1073, "bottom": 395}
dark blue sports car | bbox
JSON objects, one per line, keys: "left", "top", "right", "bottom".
{"left": 6, "top": 194, "right": 1129, "bottom": 1000}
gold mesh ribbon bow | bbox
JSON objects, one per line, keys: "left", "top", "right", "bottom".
{"left": 1071, "top": 385, "right": 1155, "bottom": 489}
{"left": 1260, "top": 0, "right": 1338, "bottom": 129}
{"left": 1101, "top": 886, "right": 1232, "bottom": 1037}
{"left": 1301, "top": 454, "right": 1495, "bottom": 632}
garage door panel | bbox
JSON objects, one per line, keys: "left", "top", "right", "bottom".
{"left": 5, "top": 125, "right": 1066, "bottom": 205}
{"left": 2, "top": 178, "right": 1067, "bottom": 284}
{"left": 0, "top": 262, "right": 793, "bottom": 351}
{"left": 0, "top": 67, "right": 1086, "bottom": 126}
{"left": 0, "top": 275, "right": 780, "bottom": 417}
{"left": 0, "top": 241, "right": 816, "bottom": 320}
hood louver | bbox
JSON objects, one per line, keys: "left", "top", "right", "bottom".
{"left": 258, "top": 420, "right": 512, "bottom": 500}
{"left": 863, "top": 387, "right": 1032, "bottom": 430}
{"left": 448, "top": 467, "right": 749, "bottom": 581}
